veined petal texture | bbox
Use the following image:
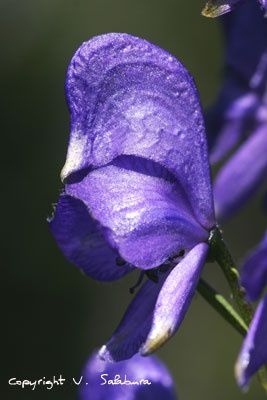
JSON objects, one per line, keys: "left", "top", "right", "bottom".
{"left": 49, "top": 195, "right": 134, "bottom": 281}
{"left": 62, "top": 33, "right": 214, "bottom": 229}
{"left": 65, "top": 159, "right": 209, "bottom": 269}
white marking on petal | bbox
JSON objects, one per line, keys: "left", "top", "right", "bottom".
{"left": 60, "top": 131, "right": 88, "bottom": 182}
{"left": 235, "top": 350, "right": 250, "bottom": 391}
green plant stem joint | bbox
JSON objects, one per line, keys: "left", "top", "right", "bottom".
{"left": 200, "top": 226, "right": 267, "bottom": 393}
{"left": 208, "top": 226, "right": 253, "bottom": 326}
{"left": 197, "top": 278, "right": 247, "bottom": 336}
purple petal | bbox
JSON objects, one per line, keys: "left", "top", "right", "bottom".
{"left": 66, "top": 159, "right": 209, "bottom": 269}
{"left": 214, "top": 125, "right": 267, "bottom": 221}
{"left": 202, "top": 0, "right": 244, "bottom": 18}
{"left": 49, "top": 195, "right": 133, "bottom": 281}
{"left": 141, "top": 242, "right": 208, "bottom": 355}
{"left": 235, "top": 296, "right": 267, "bottom": 389}
{"left": 250, "top": 51, "right": 267, "bottom": 93}
{"left": 100, "top": 272, "right": 166, "bottom": 362}
{"left": 62, "top": 33, "right": 214, "bottom": 229}
{"left": 99, "top": 243, "right": 208, "bottom": 361}
{"left": 241, "top": 232, "right": 267, "bottom": 301}
{"left": 79, "top": 352, "right": 177, "bottom": 400}
{"left": 208, "top": 93, "right": 258, "bottom": 164}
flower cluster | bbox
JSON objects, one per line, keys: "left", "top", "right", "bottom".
{"left": 49, "top": 1, "right": 267, "bottom": 398}
{"left": 50, "top": 33, "right": 215, "bottom": 362}
{"left": 205, "top": 0, "right": 267, "bottom": 390}
{"left": 207, "top": 0, "right": 267, "bottom": 221}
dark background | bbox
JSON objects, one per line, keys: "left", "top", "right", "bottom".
{"left": 1, "top": 0, "right": 266, "bottom": 398}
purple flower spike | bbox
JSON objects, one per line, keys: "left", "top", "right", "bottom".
{"left": 202, "top": 0, "right": 267, "bottom": 17}
{"left": 207, "top": 1, "right": 267, "bottom": 163}
{"left": 235, "top": 232, "right": 267, "bottom": 388}
{"left": 206, "top": 1, "right": 267, "bottom": 220}
{"left": 79, "top": 352, "right": 177, "bottom": 400}
{"left": 50, "top": 33, "right": 215, "bottom": 355}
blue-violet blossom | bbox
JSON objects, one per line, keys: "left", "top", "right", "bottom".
{"left": 79, "top": 352, "right": 177, "bottom": 400}
{"left": 49, "top": 33, "right": 216, "bottom": 360}
{"left": 235, "top": 232, "right": 267, "bottom": 388}
{"left": 206, "top": 1, "right": 267, "bottom": 220}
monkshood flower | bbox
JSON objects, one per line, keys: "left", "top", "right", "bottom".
{"left": 205, "top": 1, "right": 267, "bottom": 220}
{"left": 49, "top": 33, "right": 216, "bottom": 360}
{"left": 202, "top": 0, "right": 267, "bottom": 17}
{"left": 235, "top": 232, "right": 267, "bottom": 388}
{"left": 79, "top": 352, "right": 177, "bottom": 400}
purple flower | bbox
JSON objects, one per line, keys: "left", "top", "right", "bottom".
{"left": 79, "top": 352, "right": 177, "bottom": 400}
{"left": 206, "top": 1, "right": 267, "bottom": 220}
{"left": 202, "top": 0, "right": 267, "bottom": 17}
{"left": 235, "top": 232, "right": 267, "bottom": 388}
{"left": 49, "top": 33, "right": 215, "bottom": 359}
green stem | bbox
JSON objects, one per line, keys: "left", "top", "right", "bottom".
{"left": 209, "top": 227, "right": 267, "bottom": 394}
{"left": 257, "top": 367, "right": 267, "bottom": 394}
{"left": 209, "top": 227, "right": 253, "bottom": 326}
{"left": 197, "top": 278, "right": 247, "bottom": 336}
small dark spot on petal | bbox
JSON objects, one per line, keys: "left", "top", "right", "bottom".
{"left": 116, "top": 257, "right": 126, "bottom": 266}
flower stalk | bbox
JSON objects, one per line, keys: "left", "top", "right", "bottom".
{"left": 197, "top": 278, "right": 247, "bottom": 336}
{"left": 209, "top": 226, "right": 253, "bottom": 326}
{"left": 208, "top": 227, "right": 267, "bottom": 394}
